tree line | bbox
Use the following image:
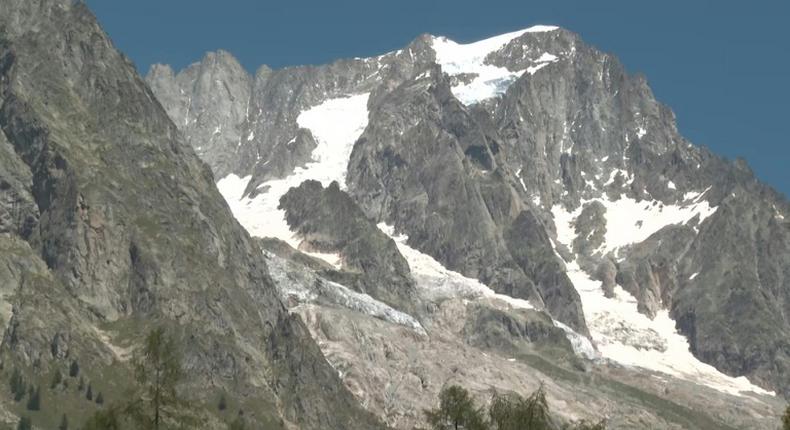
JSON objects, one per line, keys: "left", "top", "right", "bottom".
{"left": 424, "top": 384, "right": 605, "bottom": 430}
{"left": 11, "top": 327, "right": 246, "bottom": 430}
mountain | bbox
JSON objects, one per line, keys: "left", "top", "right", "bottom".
{"left": 0, "top": 0, "right": 384, "bottom": 428}
{"left": 148, "top": 22, "right": 790, "bottom": 428}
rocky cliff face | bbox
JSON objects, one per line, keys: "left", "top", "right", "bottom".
{"left": 149, "top": 20, "right": 790, "bottom": 411}
{"left": 0, "top": 1, "right": 383, "bottom": 428}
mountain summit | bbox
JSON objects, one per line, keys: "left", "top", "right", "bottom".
{"left": 0, "top": 1, "right": 786, "bottom": 427}
{"left": 148, "top": 23, "right": 790, "bottom": 428}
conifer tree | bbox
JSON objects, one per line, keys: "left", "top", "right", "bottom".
{"left": 127, "top": 326, "right": 184, "bottom": 430}
{"left": 424, "top": 385, "right": 487, "bottom": 430}
{"left": 9, "top": 368, "right": 25, "bottom": 402}
{"left": 83, "top": 407, "right": 121, "bottom": 430}
{"left": 25, "top": 385, "right": 40, "bottom": 411}
{"left": 16, "top": 416, "right": 31, "bottom": 430}
{"left": 59, "top": 413, "right": 69, "bottom": 430}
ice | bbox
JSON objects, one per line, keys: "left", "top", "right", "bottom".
{"left": 266, "top": 252, "right": 425, "bottom": 334}
{"left": 431, "top": 26, "right": 560, "bottom": 105}
{"left": 552, "top": 201, "right": 774, "bottom": 397}
{"left": 216, "top": 93, "right": 370, "bottom": 263}
{"left": 377, "top": 223, "right": 595, "bottom": 359}
{"left": 562, "top": 261, "right": 772, "bottom": 397}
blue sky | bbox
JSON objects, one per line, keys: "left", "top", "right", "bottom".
{"left": 88, "top": 0, "right": 788, "bottom": 196}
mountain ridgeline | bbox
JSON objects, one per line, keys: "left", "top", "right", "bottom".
{"left": 148, "top": 20, "right": 790, "bottom": 403}
{"left": 0, "top": 0, "right": 787, "bottom": 428}
{"left": 0, "top": 0, "right": 382, "bottom": 428}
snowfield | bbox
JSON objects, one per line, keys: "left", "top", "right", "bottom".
{"left": 217, "top": 93, "right": 370, "bottom": 265}
{"left": 431, "top": 25, "right": 560, "bottom": 105}
{"left": 551, "top": 191, "right": 718, "bottom": 258}
{"left": 552, "top": 196, "right": 774, "bottom": 397}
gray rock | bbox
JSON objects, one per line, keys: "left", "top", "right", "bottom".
{"left": 0, "top": 1, "right": 383, "bottom": 428}
{"left": 279, "top": 180, "right": 417, "bottom": 313}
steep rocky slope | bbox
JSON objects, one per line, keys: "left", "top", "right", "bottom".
{"left": 0, "top": 0, "right": 383, "bottom": 428}
{"left": 149, "top": 22, "right": 790, "bottom": 409}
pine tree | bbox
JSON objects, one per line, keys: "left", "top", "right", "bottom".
{"left": 229, "top": 414, "right": 246, "bottom": 430}
{"left": 16, "top": 416, "right": 31, "bottom": 430}
{"left": 218, "top": 393, "right": 227, "bottom": 411}
{"left": 78, "top": 376, "right": 85, "bottom": 392}
{"left": 69, "top": 361, "right": 79, "bottom": 377}
{"left": 783, "top": 404, "right": 790, "bottom": 430}
{"left": 424, "top": 385, "right": 487, "bottom": 430}
{"left": 83, "top": 407, "right": 121, "bottom": 430}
{"left": 489, "top": 384, "right": 552, "bottom": 430}
{"left": 96, "top": 391, "right": 104, "bottom": 405}
{"left": 127, "top": 326, "right": 184, "bottom": 430}
{"left": 59, "top": 414, "right": 69, "bottom": 430}
{"left": 86, "top": 383, "right": 93, "bottom": 401}
{"left": 25, "top": 385, "right": 40, "bottom": 411}
{"left": 9, "top": 368, "right": 25, "bottom": 402}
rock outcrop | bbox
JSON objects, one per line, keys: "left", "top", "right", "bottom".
{"left": 0, "top": 1, "right": 383, "bottom": 428}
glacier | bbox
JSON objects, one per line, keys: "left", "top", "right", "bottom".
{"left": 552, "top": 198, "right": 774, "bottom": 397}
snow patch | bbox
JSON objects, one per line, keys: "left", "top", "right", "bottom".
{"left": 431, "top": 26, "right": 559, "bottom": 105}
{"left": 217, "top": 93, "right": 370, "bottom": 254}
{"left": 603, "top": 169, "right": 633, "bottom": 187}
{"left": 516, "top": 167, "right": 527, "bottom": 191}
{"left": 667, "top": 181, "right": 677, "bottom": 190}
{"left": 552, "top": 194, "right": 717, "bottom": 256}
{"left": 552, "top": 202, "right": 773, "bottom": 397}
{"left": 689, "top": 272, "right": 699, "bottom": 280}
{"left": 637, "top": 127, "right": 647, "bottom": 139}
{"left": 560, "top": 260, "right": 772, "bottom": 397}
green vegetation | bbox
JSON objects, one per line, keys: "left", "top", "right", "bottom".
{"left": 426, "top": 384, "right": 606, "bottom": 430}
{"left": 783, "top": 404, "right": 790, "bottom": 430}
{"left": 16, "top": 416, "right": 31, "bottom": 430}
{"left": 228, "top": 414, "right": 246, "bottom": 430}
{"left": 488, "top": 385, "right": 552, "bottom": 430}
{"left": 51, "top": 369, "right": 63, "bottom": 389}
{"left": 25, "top": 385, "right": 41, "bottom": 411}
{"left": 1, "top": 326, "right": 262, "bottom": 429}
{"left": 82, "top": 407, "right": 122, "bottom": 430}
{"left": 126, "top": 326, "right": 185, "bottom": 430}
{"left": 9, "top": 368, "right": 26, "bottom": 402}
{"left": 425, "top": 385, "right": 487, "bottom": 430}
{"left": 69, "top": 361, "right": 80, "bottom": 378}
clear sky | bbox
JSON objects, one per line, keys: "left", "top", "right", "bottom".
{"left": 87, "top": 0, "right": 789, "bottom": 197}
